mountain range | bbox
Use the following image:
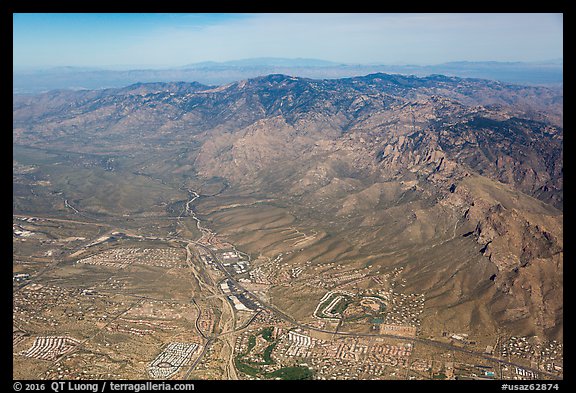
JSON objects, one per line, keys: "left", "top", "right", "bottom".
{"left": 13, "top": 58, "right": 563, "bottom": 94}
{"left": 13, "top": 72, "right": 563, "bottom": 341}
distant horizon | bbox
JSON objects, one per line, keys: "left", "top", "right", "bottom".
{"left": 12, "top": 56, "right": 565, "bottom": 73}
{"left": 13, "top": 56, "right": 563, "bottom": 95}
{"left": 13, "top": 13, "right": 563, "bottom": 70}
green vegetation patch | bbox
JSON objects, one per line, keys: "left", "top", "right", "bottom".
{"left": 246, "top": 335, "right": 256, "bottom": 354}
{"left": 261, "top": 342, "right": 277, "bottom": 364}
{"left": 317, "top": 293, "right": 353, "bottom": 318}
{"left": 316, "top": 296, "right": 338, "bottom": 315}
{"left": 235, "top": 358, "right": 260, "bottom": 377}
{"left": 235, "top": 327, "right": 313, "bottom": 380}
{"left": 260, "top": 327, "right": 274, "bottom": 342}
{"left": 268, "top": 366, "right": 313, "bottom": 380}
{"left": 331, "top": 297, "right": 352, "bottom": 315}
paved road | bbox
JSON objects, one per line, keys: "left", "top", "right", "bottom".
{"left": 196, "top": 240, "right": 561, "bottom": 380}
{"left": 15, "top": 193, "right": 563, "bottom": 381}
{"left": 183, "top": 338, "right": 214, "bottom": 379}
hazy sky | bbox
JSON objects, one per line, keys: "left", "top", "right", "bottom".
{"left": 13, "top": 13, "right": 563, "bottom": 69}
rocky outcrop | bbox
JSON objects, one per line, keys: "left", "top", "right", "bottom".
{"left": 13, "top": 72, "right": 563, "bottom": 339}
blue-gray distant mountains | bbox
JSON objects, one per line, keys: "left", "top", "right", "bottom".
{"left": 13, "top": 58, "right": 563, "bottom": 94}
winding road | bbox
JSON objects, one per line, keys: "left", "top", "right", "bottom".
{"left": 15, "top": 187, "right": 562, "bottom": 380}
{"left": 180, "top": 190, "right": 560, "bottom": 380}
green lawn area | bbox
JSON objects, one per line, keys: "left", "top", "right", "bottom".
{"left": 261, "top": 342, "right": 277, "bottom": 364}
{"left": 331, "top": 297, "right": 352, "bottom": 315}
{"left": 261, "top": 327, "right": 274, "bottom": 342}
{"left": 235, "top": 358, "right": 260, "bottom": 377}
{"left": 268, "top": 366, "right": 314, "bottom": 380}
{"left": 235, "top": 327, "right": 313, "bottom": 380}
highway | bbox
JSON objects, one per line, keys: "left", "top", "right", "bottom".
{"left": 140, "top": 188, "right": 566, "bottom": 380}
{"left": 191, "top": 226, "right": 561, "bottom": 380}
{"left": 15, "top": 188, "right": 562, "bottom": 381}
